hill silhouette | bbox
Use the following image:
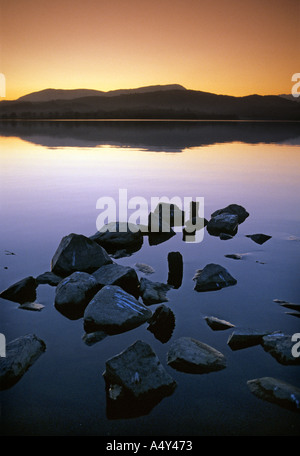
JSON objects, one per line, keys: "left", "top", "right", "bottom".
{"left": 0, "top": 85, "right": 299, "bottom": 120}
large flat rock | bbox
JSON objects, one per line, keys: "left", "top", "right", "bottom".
{"left": 104, "top": 340, "right": 177, "bottom": 399}
{"left": 83, "top": 285, "right": 152, "bottom": 334}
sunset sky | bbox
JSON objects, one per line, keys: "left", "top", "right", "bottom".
{"left": 0, "top": 0, "right": 299, "bottom": 100}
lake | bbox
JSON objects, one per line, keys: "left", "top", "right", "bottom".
{"left": 0, "top": 120, "right": 300, "bottom": 436}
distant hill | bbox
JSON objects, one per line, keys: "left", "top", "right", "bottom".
{"left": 0, "top": 84, "right": 299, "bottom": 120}
{"left": 17, "top": 84, "right": 186, "bottom": 102}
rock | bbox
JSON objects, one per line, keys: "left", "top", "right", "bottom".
{"left": 55, "top": 271, "right": 101, "bottom": 319}
{"left": 245, "top": 233, "right": 272, "bottom": 245}
{"left": 205, "top": 316, "right": 235, "bottom": 331}
{"left": 83, "top": 285, "right": 152, "bottom": 334}
{"left": 167, "top": 337, "right": 226, "bottom": 374}
{"left": 0, "top": 334, "right": 46, "bottom": 390}
{"left": 227, "top": 328, "right": 275, "bottom": 350}
{"left": 92, "top": 263, "right": 140, "bottom": 298}
{"left": 51, "top": 233, "right": 112, "bottom": 277}
{"left": 193, "top": 263, "right": 237, "bottom": 292}
{"left": 224, "top": 253, "right": 243, "bottom": 260}
{"left": 207, "top": 213, "right": 239, "bottom": 236}
{"left": 103, "top": 340, "right": 177, "bottom": 399}
{"left": 211, "top": 204, "right": 249, "bottom": 224}
{"left": 247, "top": 377, "right": 300, "bottom": 413}
{"left": 261, "top": 333, "right": 300, "bottom": 365}
{"left": 285, "top": 312, "right": 300, "bottom": 318}
{"left": 147, "top": 304, "right": 175, "bottom": 343}
{"left": 0, "top": 276, "right": 37, "bottom": 304}
{"left": 134, "top": 263, "right": 155, "bottom": 275}
{"left": 36, "top": 271, "right": 63, "bottom": 286}
{"left": 167, "top": 251, "right": 183, "bottom": 289}
{"left": 19, "top": 302, "right": 45, "bottom": 311}
{"left": 140, "top": 277, "right": 171, "bottom": 305}
{"left": 103, "top": 340, "right": 177, "bottom": 419}
{"left": 90, "top": 222, "right": 143, "bottom": 257}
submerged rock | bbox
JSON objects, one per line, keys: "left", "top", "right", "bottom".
{"left": 261, "top": 333, "right": 300, "bottom": 365}
{"left": 0, "top": 334, "right": 46, "bottom": 390}
{"left": 211, "top": 204, "right": 249, "bottom": 224}
{"left": 167, "top": 251, "right": 183, "bottom": 289}
{"left": 103, "top": 340, "right": 177, "bottom": 419}
{"left": 83, "top": 285, "right": 152, "bottom": 334}
{"left": 51, "top": 233, "right": 112, "bottom": 277}
{"left": 0, "top": 276, "right": 37, "bottom": 304}
{"left": 134, "top": 263, "right": 155, "bottom": 275}
{"left": 55, "top": 271, "right": 101, "bottom": 319}
{"left": 167, "top": 337, "right": 227, "bottom": 374}
{"left": 19, "top": 302, "right": 45, "bottom": 311}
{"left": 205, "top": 316, "right": 235, "bottom": 331}
{"left": 245, "top": 233, "right": 272, "bottom": 245}
{"left": 247, "top": 377, "right": 300, "bottom": 413}
{"left": 147, "top": 304, "right": 175, "bottom": 343}
{"left": 224, "top": 253, "right": 243, "bottom": 260}
{"left": 193, "top": 263, "right": 237, "bottom": 292}
{"left": 140, "top": 277, "right": 171, "bottom": 305}
{"left": 92, "top": 263, "right": 140, "bottom": 298}
{"left": 90, "top": 222, "right": 143, "bottom": 256}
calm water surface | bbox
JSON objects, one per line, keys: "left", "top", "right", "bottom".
{"left": 0, "top": 121, "right": 300, "bottom": 436}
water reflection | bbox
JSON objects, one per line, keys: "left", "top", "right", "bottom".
{"left": 0, "top": 120, "right": 300, "bottom": 152}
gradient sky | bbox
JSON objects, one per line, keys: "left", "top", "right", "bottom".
{"left": 1, "top": 0, "right": 299, "bottom": 100}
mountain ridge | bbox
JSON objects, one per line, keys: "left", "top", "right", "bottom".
{"left": 1, "top": 84, "right": 299, "bottom": 120}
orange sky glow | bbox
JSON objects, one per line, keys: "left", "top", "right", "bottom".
{"left": 0, "top": 0, "right": 299, "bottom": 100}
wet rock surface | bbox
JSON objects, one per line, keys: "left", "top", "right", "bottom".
{"left": 0, "top": 334, "right": 46, "bottom": 390}
{"left": 140, "top": 277, "right": 171, "bottom": 305}
{"left": 83, "top": 285, "right": 152, "bottom": 334}
{"left": 92, "top": 263, "right": 140, "bottom": 298}
{"left": 90, "top": 222, "right": 143, "bottom": 257}
{"left": 211, "top": 204, "right": 249, "bottom": 224}
{"left": 0, "top": 276, "right": 37, "bottom": 304}
{"left": 207, "top": 213, "right": 239, "bottom": 236}
{"left": 51, "top": 233, "right": 112, "bottom": 277}
{"left": 261, "top": 333, "right": 300, "bottom": 365}
{"left": 193, "top": 263, "right": 237, "bottom": 292}
{"left": 55, "top": 271, "right": 101, "bottom": 319}
{"left": 247, "top": 377, "right": 300, "bottom": 413}
{"left": 205, "top": 316, "right": 235, "bottom": 331}
{"left": 35, "top": 271, "right": 63, "bottom": 286}
{"left": 167, "top": 336, "right": 227, "bottom": 374}
{"left": 103, "top": 339, "right": 177, "bottom": 400}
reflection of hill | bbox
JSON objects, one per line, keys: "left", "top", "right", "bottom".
{"left": 0, "top": 120, "right": 299, "bottom": 151}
